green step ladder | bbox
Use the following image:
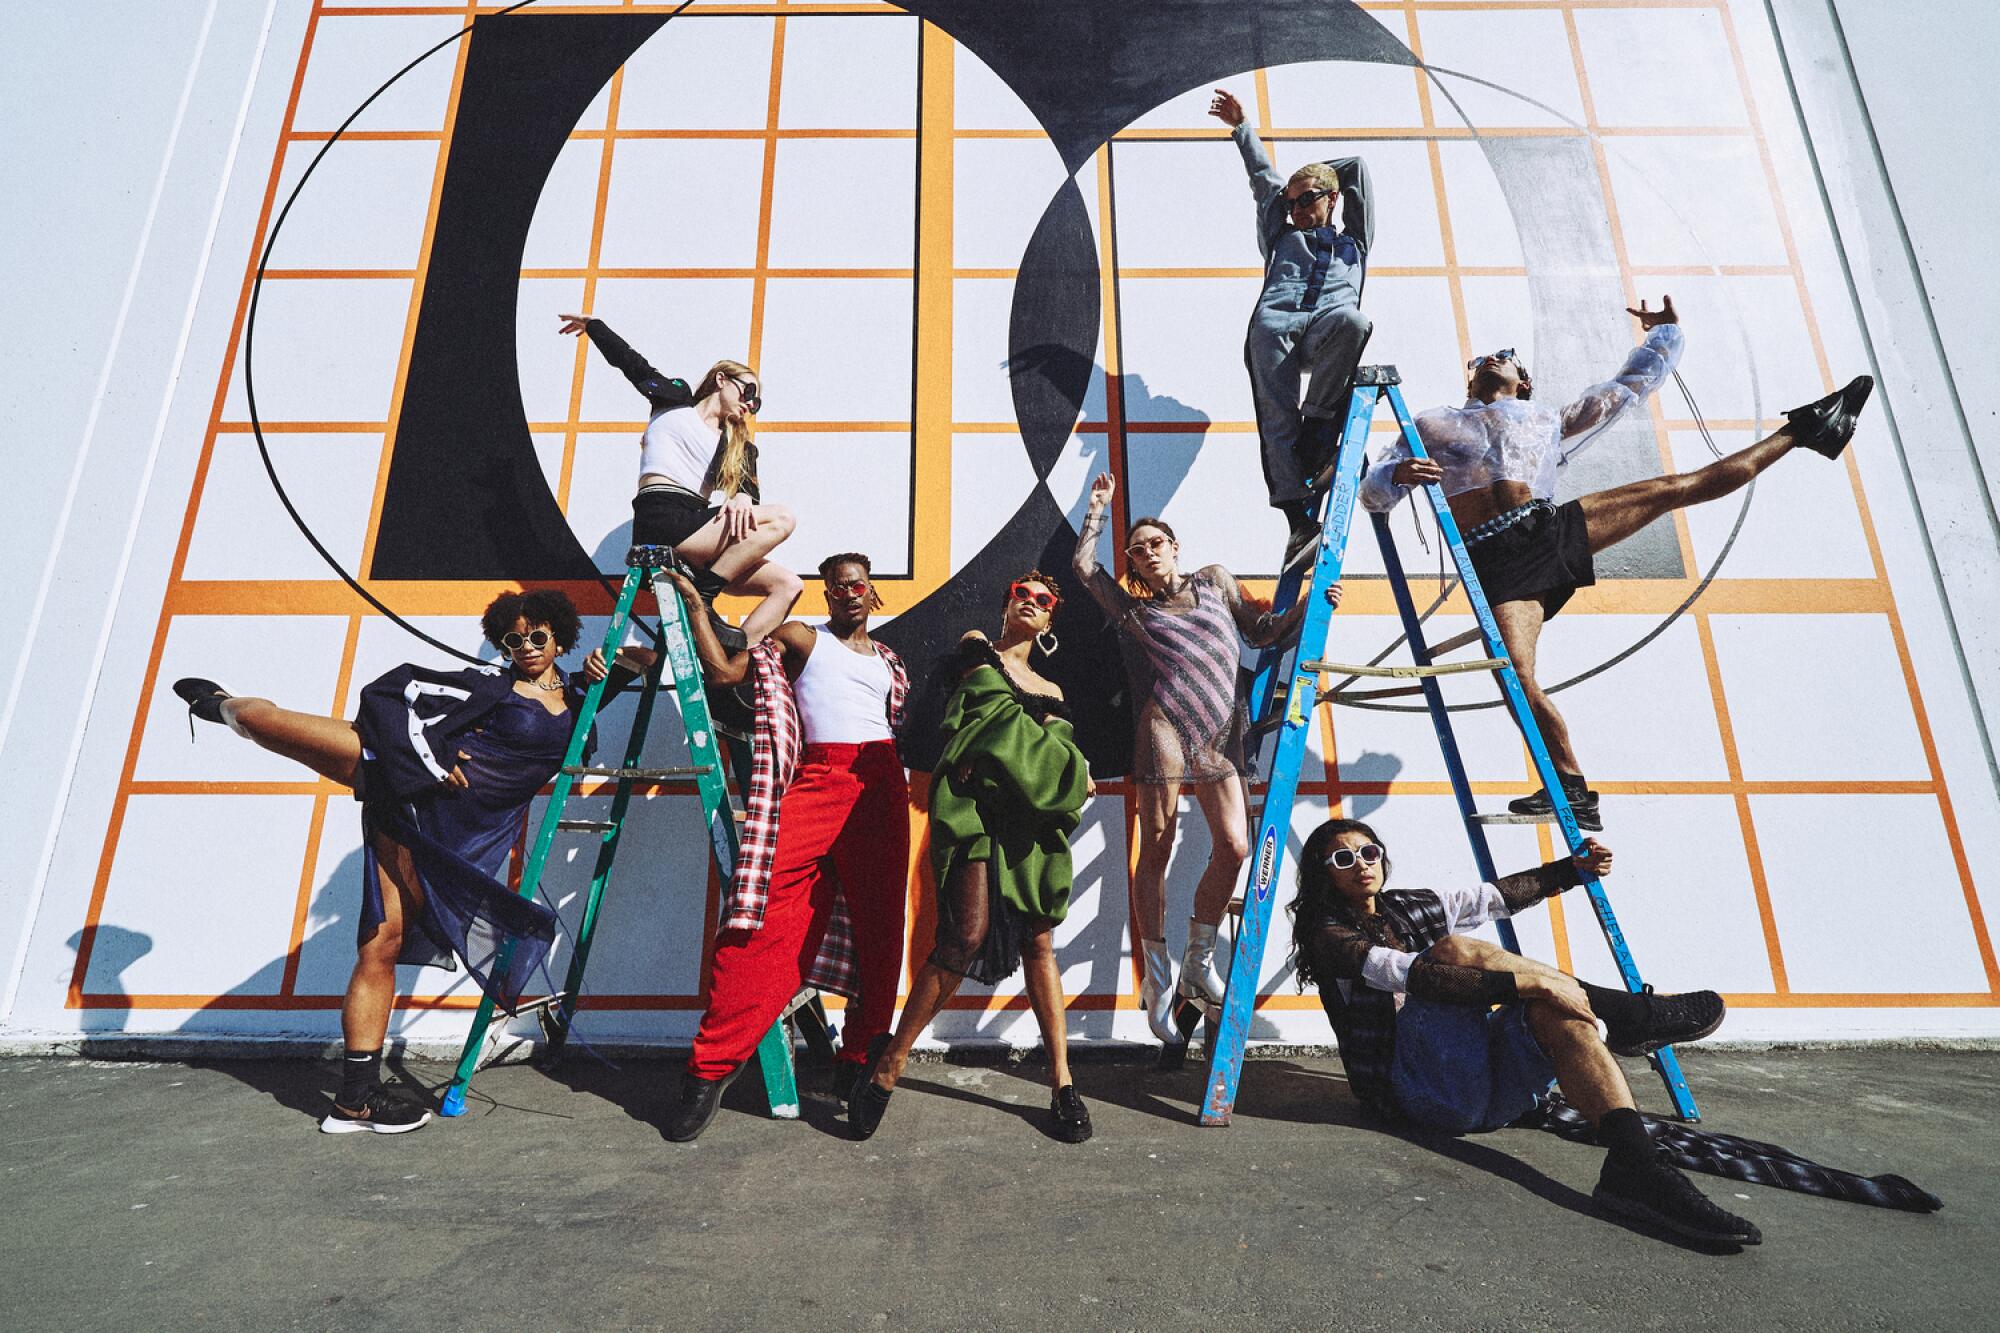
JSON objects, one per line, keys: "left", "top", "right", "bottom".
{"left": 438, "top": 545, "right": 814, "bottom": 1119}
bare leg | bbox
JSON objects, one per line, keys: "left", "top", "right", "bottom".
{"left": 1577, "top": 424, "right": 1797, "bottom": 553}
{"left": 1020, "top": 922, "right": 1072, "bottom": 1091}
{"left": 675, "top": 502, "right": 797, "bottom": 584}
{"left": 1422, "top": 934, "right": 1633, "bottom": 1122}
{"left": 337, "top": 829, "right": 426, "bottom": 1105}
{"left": 730, "top": 559, "right": 806, "bottom": 648}
{"left": 874, "top": 858, "right": 988, "bottom": 1091}
{"left": 1130, "top": 781, "right": 1181, "bottom": 943}
{"left": 1489, "top": 598, "right": 1580, "bottom": 774}
{"left": 224, "top": 699, "right": 365, "bottom": 787}
{"left": 1186, "top": 776, "right": 1251, "bottom": 927}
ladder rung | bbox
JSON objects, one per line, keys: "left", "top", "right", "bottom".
{"left": 562, "top": 764, "right": 712, "bottom": 780}
{"left": 1327, "top": 684, "right": 1426, "bottom": 702}
{"left": 1469, "top": 812, "right": 1557, "bottom": 825}
{"left": 556, "top": 819, "right": 616, "bottom": 833}
{"left": 1302, "top": 658, "right": 1505, "bottom": 678}
{"left": 779, "top": 987, "right": 820, "bottom": 1022}
{"left": 1428, "top": 628, "right": 1488, "bottom": 659}
{"left": 510, "top": 992, "right": 568, "bottom": 1017}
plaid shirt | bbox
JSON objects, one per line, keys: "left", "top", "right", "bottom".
{"left": 722, "top": 632, "right": 907, "bottom": 999}
{"left": 1312, "top": 889, "right": 1451, "bottom": 1119}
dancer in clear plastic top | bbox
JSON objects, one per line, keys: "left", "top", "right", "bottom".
{"left": 1361, "top": 295, "right": 1873, "bottom": 829}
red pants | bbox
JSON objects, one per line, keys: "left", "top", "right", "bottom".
{"left": 687, "top": 741, "right": 910, "bottom": 1079}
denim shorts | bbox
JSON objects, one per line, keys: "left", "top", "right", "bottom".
{"left": 1388, "top": 996, "right": 1557, "bottom": 1133}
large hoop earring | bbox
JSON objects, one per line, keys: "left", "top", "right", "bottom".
{"left": 1036, "top": 629, "right": 1060, "bottom": 657}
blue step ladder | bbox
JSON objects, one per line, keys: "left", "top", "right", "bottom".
{"left": 1197, "top": 365, "right": 1701, "bottom": 1126}
{"left": 438, "top": 545, "right": 826, "bottom": 1119}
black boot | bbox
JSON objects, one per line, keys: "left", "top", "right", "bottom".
{"left": 1595, "top": 1150, "right": 1762, "bottom": 1246}
{"left": 847, "top": 1033, "right": 895, "bottom": 1141}
{"left": 1784, "top": 374, "right": 1873, "bottom": 460}
{"left": 1281, "top": 506, "right": 1323, "bottom": 572}
{"left": 664, "top": 1066, "right": 739, "bottom": 1143}
{"left": 1049, "top": 1084, "right": 1093, "bottom": 1144}
{"left": 1293, "top": 413, "right": 1342, "bottom": 491}
{"left": 1602, "top": 987, "right": 1727, "bottom": 1057}
{"left": 1506, "top": 771, "right": 1602, "bottom": 831}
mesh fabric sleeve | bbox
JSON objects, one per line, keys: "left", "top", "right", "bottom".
{"left": 1558, "top": 323, "right": 1685, "bottom": 456}
{"left": 1072, "top": 508, "right": 1135, "bottom": 622}
{"left": 1492, "top": 857, "right": 1583, "bottom": 915}
{"left": 1408, "top": 956, "right": 1520, "bottom": 1006}
{"left": 1206, "top": 565, "right": 1296, "bottom": 648}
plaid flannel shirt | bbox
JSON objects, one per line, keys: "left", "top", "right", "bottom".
{"left": 722, "top": 633, "right": 907, "bottom": 999}
{"left": 1313, "top": 889, "right": 1451, "bottom": 1118}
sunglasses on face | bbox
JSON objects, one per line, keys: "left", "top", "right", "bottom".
{"left": 827, "top": 577, "right": 870, "bottom": 597}
{"left": 1466, "top": 348, "right": 1518, "bottom": 371}
{"left": 502, "top": 628, "right": 554, "bottom": 653}
{"left": 728, "top": 375, "right": 761, "bottom": 412}
{"left": 1326, "top": 843, "right": 1385, "bottom": 870}
{"left": 1287, "top": 187, "right": 1332, "bottom": 211}
{"left": 1124, "top": 535, "right": 1172, "bottom": 558}
{"left": 1009, "top": 582, "right": 1058, "bottom": 610}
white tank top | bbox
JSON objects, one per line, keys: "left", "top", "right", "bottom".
{"left": 793, "top": 626, "right": 894, "bottom": 746}
{"left": 638, "top": 405, "right": 721, "bottom": 493}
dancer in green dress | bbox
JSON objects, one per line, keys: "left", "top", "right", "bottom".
{"left": 849, "top": 571, "right": 1094, "bottom": 1142}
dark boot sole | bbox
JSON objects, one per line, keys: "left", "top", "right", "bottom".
{"left": 1607, "top": 1004, "right": 1726, "bottom": 1058}
{"left": 1593, "top": 1183, "right": 1761, "bottom": 1246}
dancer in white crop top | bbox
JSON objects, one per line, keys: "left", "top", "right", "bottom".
{"left": 558, "top": 312, "right": 802, "bottom": 651}
{"left": 1360, "top": 294, "right": 1874, "bottom": 830}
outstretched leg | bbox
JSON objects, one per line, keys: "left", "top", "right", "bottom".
{"left": 211, "top": 697, "right": 364, "bottom": 787}
{"left": 1576, "top": 424, "right": 1798, "bottom": 554}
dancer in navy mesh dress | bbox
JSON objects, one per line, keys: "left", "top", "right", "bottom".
{"left": 173, "top": 589, "right": 609, "bottom": 1135}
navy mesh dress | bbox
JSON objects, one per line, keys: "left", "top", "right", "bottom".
{"left": 357, "top": 680, "right": 582, "bottom": 1012}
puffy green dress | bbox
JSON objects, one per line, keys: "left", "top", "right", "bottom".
{"left": 927, "top": 644, "right": 1092, "bottom": 984}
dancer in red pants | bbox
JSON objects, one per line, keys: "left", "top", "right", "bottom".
{"left": 659, "top": 554, "right": 911, "bottom": 1142}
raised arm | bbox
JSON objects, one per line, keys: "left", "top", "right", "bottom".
{"left": 559, "top": 313, "right": 692, "bottom": 414}
{"left": 1323, "top": 154, "right": 1374, "bottom": 254}
{"left": 1559, "top": 296, "right": 1685, "bottom": 454}
{"left": 1495, "top": 839, "right": 1611, "bottom": 913}
{"left": 1073, "top": 473, "right": 1136, "bottom": 621}
{"left": 1209, "top": 88, "right": 1285, "bottom": 257}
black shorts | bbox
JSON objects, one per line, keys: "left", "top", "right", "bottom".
{"left": 632, "top": 486, "right": 719, "bottom": 548}
{"left": 1465, "top": 499, "right": 1595, "bottom": 618}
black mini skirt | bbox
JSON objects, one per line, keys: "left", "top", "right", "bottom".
{"left": 632, "top": 485, "right": 719, "bottom": 548}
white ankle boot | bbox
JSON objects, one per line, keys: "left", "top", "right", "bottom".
{"left": 1138, "top": 938, "right": 1177, "bottom": 1042}
{"left": 1181, "top": 920, "right": 1227, "bottom": 1006}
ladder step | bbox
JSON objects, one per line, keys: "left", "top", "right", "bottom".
{"left": 562, "top": 764, "right": 712, "bottom": 780}
{"left": 556, "top": 819, "right": 617, "bottom": 833}
{"left": 1469, "top": 812, "right": 1557, "bottom": 825}
{"left": 1302, "top": 658, "right": 1505, "bottom": 678}
{"left": 1327, "top": 684, "right": 1426, "bottom": 702}
{"left": 510, "top": 992, "right": 568, "bottom": 1018}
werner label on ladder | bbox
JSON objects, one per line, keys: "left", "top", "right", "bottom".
{"left": 1197, "top": 366, "right": 1703, "bottom": 1127}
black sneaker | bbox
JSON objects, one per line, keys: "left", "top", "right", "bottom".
{"left": 171, "top": 677, "right": 234, "bottom": 739}
{"left": 1049, "top": 1084, "right": 1093, "bottom": 1144}
{"left": 1506, "top": 772, "right": 1603, "bottom": 831}
{"left": 320, "top": 1087, "right": 431, "bottom": 1136}
{"left": 1595, "top": 1151, "right": 1762, "bottom": 1246}
{"left": 664, "top": 1066, "right": 740, "bottom": 1143}
{"left": 1784, "top": 374, "right": 1873, "bottom": 460}
{"left": 1604, "top": 986, "right": 1726, "bottom": 1057}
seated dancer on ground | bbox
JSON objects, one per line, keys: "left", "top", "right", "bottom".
{"left": 659, "top": 554, "right": 911, "bottom": 1143}
{"left": 850, "top": 572, "right": 1095, "bottom": 1144}
{"left": 1210, "top": 86, "right": 1375, "bottom": 569}
{"left": 559, "top": 311, "right": 800, "bottom": 650}
{"left": 1361, "top": 296, "right": 1872, "bottom": 829}
{"left": 1074, "top": 472, "right": 1340, "bottom": 1042}
{"left": 172, "top": 590, "right": 611, "bottom": 1136}
{"left": 1287, "top": 818, "right": 1757, "bottom": 1246}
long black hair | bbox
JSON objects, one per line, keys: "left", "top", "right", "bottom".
{"left": 1287, "top": 817, "right": 1395, "bottom": 991}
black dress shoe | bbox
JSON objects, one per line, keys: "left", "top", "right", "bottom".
{"left": 664, "top": 1066, "right": 739, "bottom": 1142}
{"left": 1603, "top": 987, "right": 1727, "bottom": 1057}
{"left": 1784, "top": 374, "right": 1873, "bottom": 459}
{"left": 171, "top": 678, "right": 235, "bottom": 739}
{"left": 1049, "top": 1084, "right": 1093, "bottom": 1144}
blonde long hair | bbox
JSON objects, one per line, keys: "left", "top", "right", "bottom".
{"left": 696, "top": 358, "right": 758, "bottom": 499}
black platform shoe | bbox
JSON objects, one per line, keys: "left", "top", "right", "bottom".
{"left": 1049, "top": 1084, "right": 1093, "bottom": 1144}
{"left": 664, "top": 1066, "right": 740, "bottom": 1143}
{"left": 1784, "top": 374, "right": 1873, "bottom": 459}
{"left": 171, "top": 678, "right": 234, "bottom": 739}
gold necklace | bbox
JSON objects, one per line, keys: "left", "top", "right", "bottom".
{"left": 519, "top": 671, "right": 564, "bottom": 692}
